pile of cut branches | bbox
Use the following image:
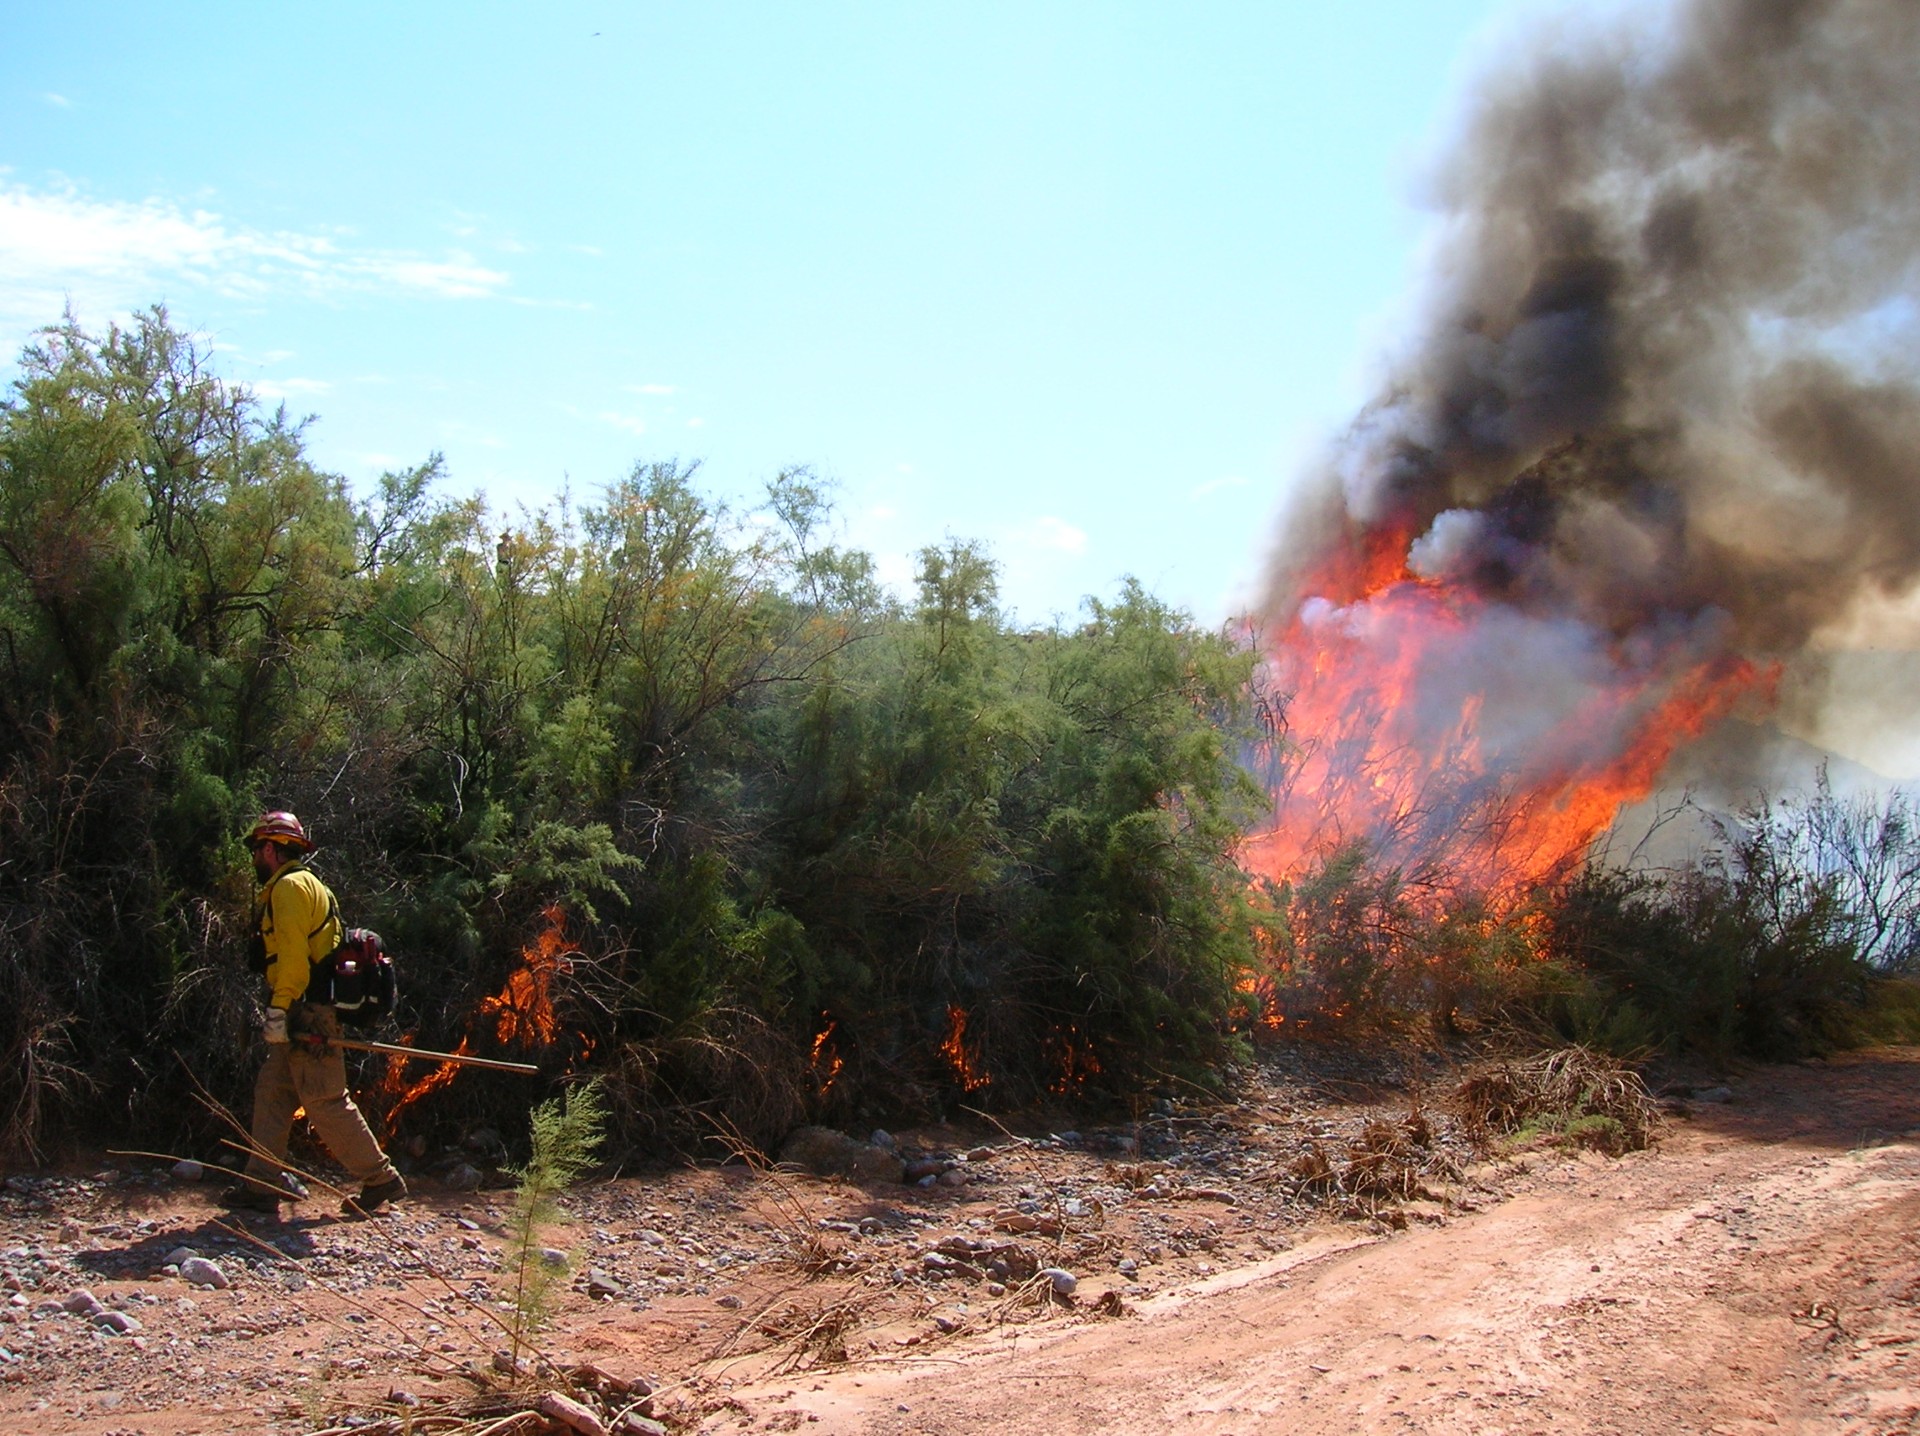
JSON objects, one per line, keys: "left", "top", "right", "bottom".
{"left": 307, "top": 1360, "right": 661, "bottom": 1436}
{"left": 1450, "top": 1045, "right": 1658, "bottom": 1155}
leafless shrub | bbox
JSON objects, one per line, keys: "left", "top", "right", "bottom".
{"left": 599, "top": 1008, "right": 810, "bottom": 1158}
{"left": 1401, "top": 1094, "right": 1434, "bottom": 1148}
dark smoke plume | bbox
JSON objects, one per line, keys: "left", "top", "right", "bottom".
{"left": 1263, "top": 0, "right": 1920, "bottom": 774}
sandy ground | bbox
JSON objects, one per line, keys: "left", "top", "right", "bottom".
{"left": 739, "top": 1050, "right": 1920, "bottom": 1436}
{"left": 2, "top": 1045, "right": 1915, "bottom": 1435}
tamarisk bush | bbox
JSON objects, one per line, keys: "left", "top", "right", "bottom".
{"left": 502, "top": 1079, "right": 607, "bottom": 1369}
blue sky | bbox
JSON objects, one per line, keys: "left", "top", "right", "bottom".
{"left": 3, "top": 1, "right": 1545, "bottom": 626}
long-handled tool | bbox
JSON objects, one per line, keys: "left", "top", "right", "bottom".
{"left": 332, "top": 1036, "right": 541, "bottom": 1075}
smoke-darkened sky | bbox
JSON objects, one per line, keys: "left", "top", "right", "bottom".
{"left": 1265, "top": 0, "right": 1920, "bottom": 779}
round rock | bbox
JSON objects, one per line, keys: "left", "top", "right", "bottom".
{"left": 61, "top": 1290, "right": 104, "bottom": 1317}
{"left": 178, "top": 1257, "right": 230, "bottom": 1290}
{"left": 444, "top": 1163, "right": 485, "bottom": 1192}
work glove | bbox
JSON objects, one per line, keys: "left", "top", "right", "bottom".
{"left": 263, "top": 1008, "right": 289, "bottom": 1044}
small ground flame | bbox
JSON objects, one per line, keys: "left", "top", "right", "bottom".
{"left": 377, "top": 904, "right": 586, "bottom": 1135}
{"left": 478, "top": 902, "right": 576, "bottom": 1049}
{"left": 938, "top": 1005, "right": 991, "bottom": 1092}
{"left": 380, "top": 1036, "right": 475, "bottom": 1138}
{"left": 1232, "top": 975, "right": 1287, "bottom": 1033}
{"left": 1047, "top": 1026, "right": 1103, "bottom": 1097}
{"left": 809, "top": 1013, "right": 844, "bottom": 1098}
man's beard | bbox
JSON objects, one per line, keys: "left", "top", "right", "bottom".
{"left": 253, "top": 855, "right": 275, "bottom": 883}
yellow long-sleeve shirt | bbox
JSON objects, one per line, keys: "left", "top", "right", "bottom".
{"left": 255, "top": 861, "right": 342, "bottom": 1010}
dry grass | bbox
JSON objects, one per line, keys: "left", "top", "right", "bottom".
{"left": 1340, "top": 1118, "right": 1426, "bottom": 1203}
{"left": 752, "top": 1295, "right": 868, "bottom": 1374}
{"left": 1288, "top": 1140, "right": 1336, "bottom": 1193}
{"left": 1450, "top": 1045, "right": 1659, "bottom": 1155}
{"left": 701, "top": 1114, "right": 850, "bottom": 1276}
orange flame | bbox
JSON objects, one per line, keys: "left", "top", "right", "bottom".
{"left": 1046, "top": 1026, "right": 1102, "bottom": 1096}
{"left": 1244, "top": 530, "right": 1775, "bottom": 900}
{"left": 1232, "top": 974, "right": 1287, "bottom": 1032}
{"left": 478, "top": 902, "right": 576, "bottom": 1048}
{"left": 938, "top": 1005, "right": 991, "bottom": 1092}
{"left": 809, "top": 1013, "right": 844, "bottom": 1097}
{"left": 378, "top": 904, "right": 585, "bottom": 1135}
{"left": 380, "top": 1036, "right": 475, "bottom": 1137}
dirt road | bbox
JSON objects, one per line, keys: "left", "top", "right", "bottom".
{"left": 3, "top": 1049, "right": 1915, "bottom": 1435}
{"left": 720, "top": 1050, "right": 1920, "bottom": 1436}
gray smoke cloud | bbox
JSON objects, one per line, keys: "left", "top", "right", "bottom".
{"left": 1263, "top": 0, "right": 1920, "bottom": 782}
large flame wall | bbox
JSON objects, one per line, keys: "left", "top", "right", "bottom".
{"left": 1247, "top": 0, "right": 1920, "bottom": 889}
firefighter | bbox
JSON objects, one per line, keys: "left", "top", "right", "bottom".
{"left": 222, "top": 811, "right": 407, "bottom": 1217}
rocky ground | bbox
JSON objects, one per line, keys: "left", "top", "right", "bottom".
{"left": 2, "top": 1042, "right": 1914, "bottom": 1435}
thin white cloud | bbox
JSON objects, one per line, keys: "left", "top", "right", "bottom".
{"left": 686, "top": 417, "right": 706, "bottom": 429}
{"left": 628, "top": 383, "right": 677, "bottom": 396}
{"left": 0, "top": 180, "right": 511, "bottom": 336}
{"left": 1013, "top": 516, "right": 1089, "bottom": 555}
{"left": 43, "top": 93, "right": 72, "bottom": 109}
{"left": 1192, "top": 474, "right": 1249, "bottom": 499}
{"left": 250, "top": 376, "right": 332, "bottom": 401}
{"left": 354, "top": 254, "right": 505, "bottom": 299}
{"left": 873, "top": 550, "right": 918, "bottom": 595}
{"left": 599, "top": 411, "right": 648, "bottom": 436}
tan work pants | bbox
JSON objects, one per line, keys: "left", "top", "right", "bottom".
{"left": 244, "top": 1004, "right": 398, "bottom": 1190}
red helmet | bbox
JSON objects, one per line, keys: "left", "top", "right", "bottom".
{"left": 246, "top": 810, "right": 315, "bottom": 853}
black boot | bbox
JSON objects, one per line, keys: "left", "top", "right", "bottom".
{"left": 220, "top": 1172, "right": 305, "bottom": 1211}
{"left": 220, "top": 1183, "right": 287, "bottom": 1213}
{"left": 341, "top": 1174, "right": 407, "bottom": 1218}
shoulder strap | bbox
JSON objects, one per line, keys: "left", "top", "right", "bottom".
{"left": 257, "top": 867, "right": 284, "bottom": 933}
{"left": 310, "top": 889, "right": 341, "bottom": 942}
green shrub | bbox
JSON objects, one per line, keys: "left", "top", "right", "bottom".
{"left": 0, "top": 310, "right": 1270, "bottom": 1156}
{"left": 1538, "top": 850, "right": 1870, "bottom": 1063}
{"left": 1853, "top": 977, "right": 1920, "bottom": 1045}
{"left": 502, "top": 1079, "right": 606, "bottom": 1367}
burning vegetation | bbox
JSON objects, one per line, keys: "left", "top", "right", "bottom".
{"left": 1237, "top": 0, "right": 1920, "bottom": 1034}
{"left": 1254, "top": 0, "right": 1920, "bottom": 886}
{"left": 809, "top": 1015, "right": 845, "bottom": 1098}
{"left": 3, "top": 1, "right": 1919, "bottom": 1171}
{"left": 939, "top": 1007, "right": 992, "bottom": 1094}
{"left": 381, "top": 905, "right": 590, "bottom": 1137}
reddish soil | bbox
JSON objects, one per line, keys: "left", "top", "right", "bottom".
{"left": 2, "top": 1046, "right": 1916, "bottom": 1435}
